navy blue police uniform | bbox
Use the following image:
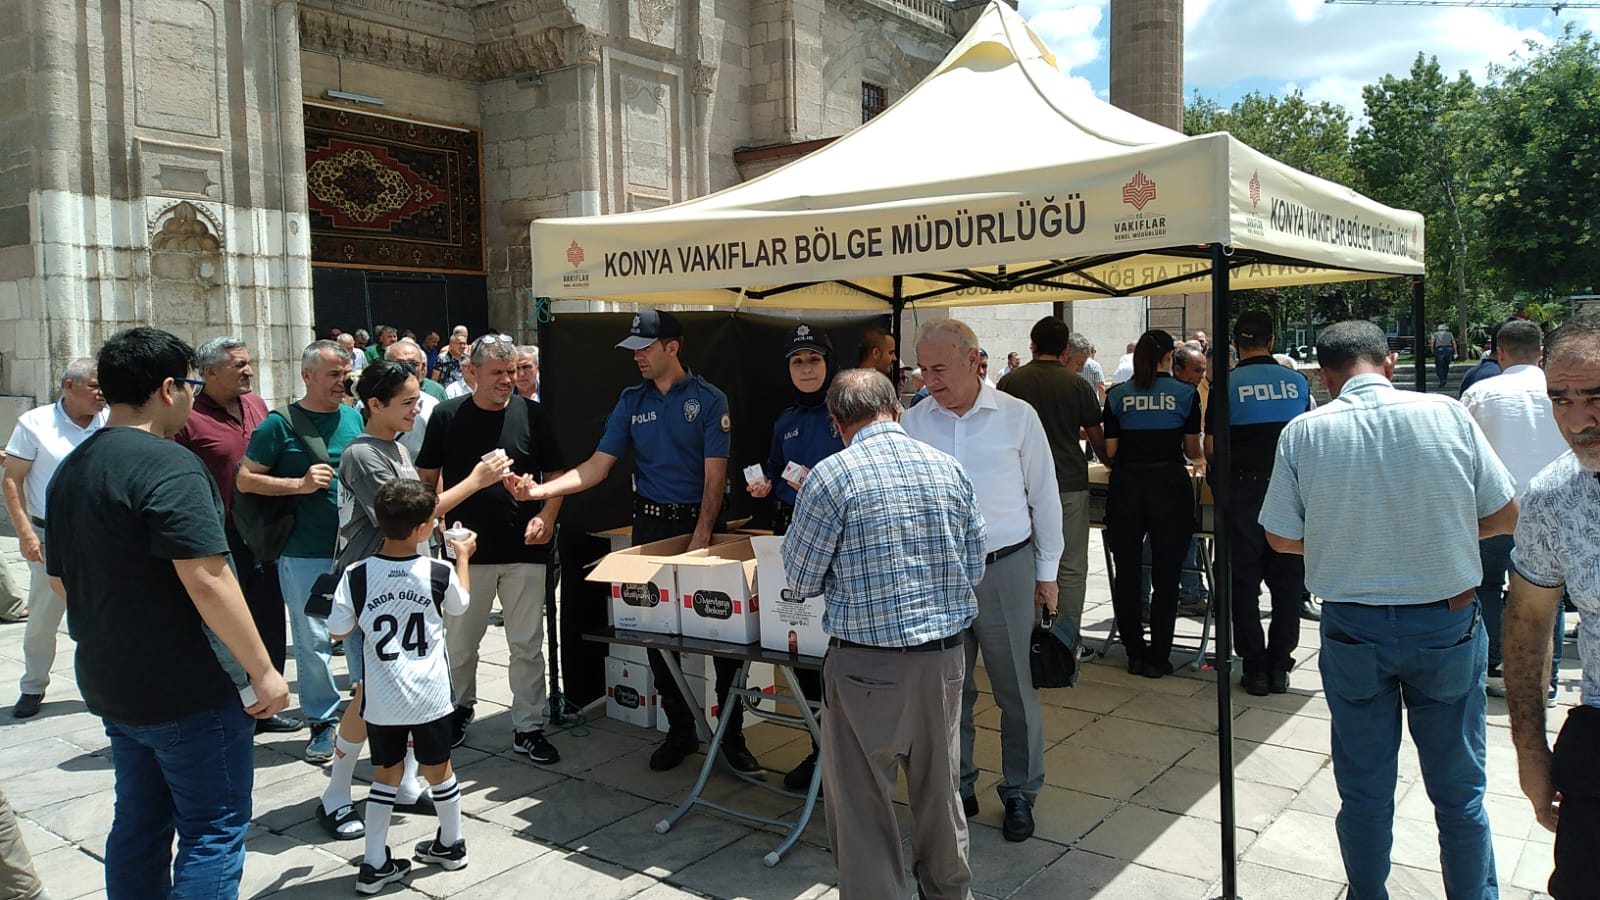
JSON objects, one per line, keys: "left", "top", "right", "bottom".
{"left": 596, "top": 369, "right": 750, "bottom": 749}
{"left": 1205, "top": 355, "right": 1312, "bottom": 679}
{"left": 1101, "top": 372, "right": 1202, "bottom": 672}
{"left": 764, "top": 405, "right": 843, "bottom": 532}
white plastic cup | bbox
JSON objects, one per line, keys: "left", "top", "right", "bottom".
{"left": 443, "top": 522, "right": 470, "bottom": 560}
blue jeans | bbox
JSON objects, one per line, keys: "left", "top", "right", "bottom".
{"left": 103, "top": 705, "right": 255, "bottom": 899}
{"left": 278, "top": 556, "right": 340, "bottom": 725}
{"left": 1478, "top": 534, "right": 1565, "bottom": 680}
{"left": 1319, "top": 600, "right": 1497, "bottom": 899}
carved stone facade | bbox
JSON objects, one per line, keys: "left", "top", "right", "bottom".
{"left": 0, "top": 0, "right": 1142, "bottom": 414}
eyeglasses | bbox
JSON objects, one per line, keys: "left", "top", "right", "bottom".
{"left": 472, "top": 334, "right": 514, "bottom": 350}
{"left": 176, "top": 377, "right": 206, "bottom": 391}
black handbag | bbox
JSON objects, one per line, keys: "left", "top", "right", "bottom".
{"left": 1029, "top": 611, "right": 1078, "bottom": 689}
{"left": 230, "top": 405, "right": 331, "bottom": 562}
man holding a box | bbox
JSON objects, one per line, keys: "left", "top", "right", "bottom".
{"left": 903, "top": 318, "right": 1062, "bottom": 843}
{"left": 510, "top": 310, "right": 760, "bottom": 775}
{"left": 783, "top": 367, "right": 986, "bottom": 900}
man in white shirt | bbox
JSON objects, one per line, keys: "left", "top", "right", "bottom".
{"left": 902, "top": 319, "right": 1062, "bottom": 844}
{"left": 4, "top": 359, "right": 109, "bottom": 718}
{"left": 1461, "top": 319, "right": 1569, "bottom": 702}
{"left": 1109, "top": 341, "right": 1136, "bottom": 386}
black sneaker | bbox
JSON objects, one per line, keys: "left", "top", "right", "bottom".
{"left": 721, "top": 740, "right": 762, "bottom": 775}
{"left": 12, "top": 693, "right": 42, "bottom": 719}
{"left": 332, "top": 639, "right": 345, "bottom": 657}
{"left": 649, "top": 732, "right": 698, "bottom": 772}
{"left": 513, "top": 729, "right": 560, "bottom": 765}
{"left": 1242, "top": 672, "right": 1270, "bottom": 697}
{"left": 961, "top": 793, "right": 979, "bottom": 818}
{"left": 356, "top": 849, "right": 410, "bottom": 894}
{"left": 449, "top": 706, "right": 475, "bottom": 749}
{"left": 1269, "top": 670, "right": 1290, "bottom": 694}
{"left": 783, "top": 752, "right": 818, "bottom": 791}
{"left": 413, "top": 829, "right": 469, "bottom": 871}
{"left": 1142, "top": 658, "right": 1174, "bottom": 679}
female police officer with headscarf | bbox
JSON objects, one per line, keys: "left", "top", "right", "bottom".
{"left": 1101, "top": 329, "right": 1202, "bottom": 679}
{"left": 747, "top": 323, "right": 843, "bottom": 789}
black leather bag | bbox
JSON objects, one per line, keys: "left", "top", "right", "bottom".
{"left": 1029, "top": 612, "right": 1078, "bottom": 689}
{"left": 230, "top": 406, "right": 330, "bottom": 563}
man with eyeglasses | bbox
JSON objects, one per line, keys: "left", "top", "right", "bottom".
{"left": 237, "top": 340, "right": 364, "bottom": 762}
{"left": 174, "top": 337, "right": 299, "bottom": 734}
{"left": 417, "top": 333, "right": 568, "bottom": 762}
{"left": 5, "top": 357, "right": 107, "bottom": 718}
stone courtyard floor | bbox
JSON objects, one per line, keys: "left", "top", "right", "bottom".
{"left": 0, "top": 530, "right": 1568, "bottom": 899}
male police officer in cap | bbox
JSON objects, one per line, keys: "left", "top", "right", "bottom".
{"left": 509, "top": 310, "right": 760, "bottom": 773}
{"left": 1204, "top": 310, "right": 1312, "bottom": 695}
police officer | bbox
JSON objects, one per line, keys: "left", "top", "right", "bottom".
{"left": 511, "top": 310, "right": 760, "bottom": 774}
{"left": 1206, "top": 311, "right": 1312, "bottom": 695}
{"left": 746, "top": 324, "right": 843, "bottom": 789}
{"left": 1101, "top": 329, "right": 1202, "bottom": 678}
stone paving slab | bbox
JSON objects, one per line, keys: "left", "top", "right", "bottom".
{"left": 0, "top": 527, "right": 1570, "bottom": 898}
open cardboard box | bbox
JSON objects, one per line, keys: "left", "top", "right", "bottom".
{"left": 751, "top": 535, "right": 828, "bottom": 656}
{"left": 587, "top": 533, "right": 745, "bottom": 635}
{"left": 675, "top": 538, "right": 761, "bottom": 645}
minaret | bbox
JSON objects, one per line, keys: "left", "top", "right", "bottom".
{"left": 1110, "top": 0, "right": 1184, "bottom": 131}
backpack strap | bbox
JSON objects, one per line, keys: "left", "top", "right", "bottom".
{"left": 430, "top": 560, "right": 450, "bottom": 614}
{"left": 282, "top": 404, "right": 331, "bottom": 467}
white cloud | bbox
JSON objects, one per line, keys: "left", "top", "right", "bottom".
{"left": 1019, "top": 0, "right": 1106, "bottom": 71}
{"left": 1183, "top": 0, "right": 1553, "bottom": 113}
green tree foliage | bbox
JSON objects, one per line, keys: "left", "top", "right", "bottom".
{"left": 1471, "top": 26, "right": 1600, "bottom": 299}
{"left": 1352, "top": 54, "right": 1481, "bottom": 340}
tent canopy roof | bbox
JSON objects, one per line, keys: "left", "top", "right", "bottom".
{"left": 531, "top": 1, "right": 1424, "bottom": 311}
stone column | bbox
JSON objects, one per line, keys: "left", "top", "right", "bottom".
{"left": 1109, "top": 0, "right": 1184, "bottom": 131}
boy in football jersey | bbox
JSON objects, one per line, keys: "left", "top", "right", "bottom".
{"left": 329, "top": 478, "right": 475, "bottom": 894}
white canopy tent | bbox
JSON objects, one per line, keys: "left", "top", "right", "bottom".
{"left": 530, "top": 3, "right": 1428, "bottom": 895}
{"left": 530, "top": 2, "right": 1422, "bottom": 311}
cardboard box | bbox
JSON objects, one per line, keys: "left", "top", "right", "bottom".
{"left": 676, "top": 539, "right": 761, "bottom": 645}
{"left": 751, "top": 535, "right": 828, "bottom": 657}
{"left": 605, "top": 656, "right": 657, "bottom": 729}
{"left": 588, "top": 534, "right": 746, "bottom": 635}
{"left": 609, "top": 643, "right": 650, "bottom": 665}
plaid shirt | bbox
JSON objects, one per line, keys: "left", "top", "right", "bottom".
{"left": 782, "top": 421, "right": 986, "bottom": 647}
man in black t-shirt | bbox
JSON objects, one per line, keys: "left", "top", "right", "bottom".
{"left": 45, "top": 327, "right": 288, "bottom": 898}
{"left": 417, "top": 335, "right": 566, "bottom": 764}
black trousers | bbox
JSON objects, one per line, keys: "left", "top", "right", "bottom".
{"left": 1105, "top": 465, "right": 1195, "bottom": 664}
{"left": 1227, "top": 477, "right": 1307, "bottom": 675}
{"left": 1550, "top": 705, "right": 1600, "bottom": 899}
{"left": 226, "top": 527, "right": 286, "bottom": 674}
{"left": 631, "top": 511, "right": 746, "bottom": 745}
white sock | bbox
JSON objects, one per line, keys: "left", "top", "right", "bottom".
{"left": 394, "top": 743, "right": 423, "bottom": 805}
{"left": 364, "top": 782, "right": 396, "bottom": 869}
{"left": 321, "top": 735, "right": 364, "bottom": 813}
{"left": 431, "top": 776, "right": 462, "bottom": 847}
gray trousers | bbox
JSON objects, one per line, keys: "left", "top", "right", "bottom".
{"left": 822, "top": 644, "right": 971, "bottom": 900}
{"left": 1057, "top": 490, "right": 1091, "bottom": 639}
{"left": 961, "top": 545, "right": 1046, "bottom": 804}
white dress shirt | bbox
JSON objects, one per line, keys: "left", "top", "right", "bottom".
{"left": 444, "top": 379, "right": 472, "bottom": 400}
{"left": 1461, "top": 363, "right": 1568, "bottom": 497}
{"left": 1110, "top": 353, "right": 1135, "bottom": 385}
{"left": 4, "top": 401, "right": 109, "bottom": 517}
{"left": 902, "top": 379, "right": 1063, "bottom": 580}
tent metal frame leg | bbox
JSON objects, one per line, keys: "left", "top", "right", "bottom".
{"left": 1210, "top": 244, "right": 1241, "bottom": 900}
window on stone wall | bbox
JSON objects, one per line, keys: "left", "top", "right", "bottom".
{"left": 862, "top": 82, "right": 887, "bottom": 123}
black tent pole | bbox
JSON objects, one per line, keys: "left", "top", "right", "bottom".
{"left": 1209, "top": 243, "right": 1240, "bottom": 900}
{"left": 1412, "top": 276, "right": 1426, "bottom": 392}
{"left": 892, "top": 275, "right": 905, "bottom": 366}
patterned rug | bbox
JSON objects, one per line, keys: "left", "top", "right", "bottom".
{"left": 304, "top": 103, "right": 484, "bottom": 273}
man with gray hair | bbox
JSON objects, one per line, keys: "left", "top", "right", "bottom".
{"left": 1501, "top": 312, "right": 1600, "bottom": 897}
{"left": 417, "top": 335, "right": 567, "bottom": 762}
{"left": 366, "top": 325, "right": 398, "bottom": 366}
{"left": 902, "top": 317, "right": 1062, "bottom": 842}
{"left": 515, "top": 345, "right": 540, "bottom": 401}
{"left": 783, "top": 368, "right": 985, "bottom": 899}
{"left": 237, "top": 340, "right": 363, "bottom": 760}
{"left": 1260, "top": 319, "right": 1516, "bottom": 896}
{"left": 175, "top": 337, "right": 298, "bottom": 733}
{"left": 338, "top": 332, "right": 365, "bottom": 373}
{"left": 5, "top": 358, "right": 107, "bottom": 718}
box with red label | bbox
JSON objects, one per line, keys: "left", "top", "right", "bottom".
{"left": 656, "top": 664, "right": 777, "bottom": 733}
{"left": 587, "top": 533, "right": 745, "bottom": 635}
{"left": 751, "top": 535, "right": 828, "bottom": 657}
{"left": 605, "top": 656, "right": 657, "bottom": 729}
{"left": 609, "top": 643, "right": 650, "bottom": 665}
{"left": 676, "top": 538, "right": 761, "bottom": 644}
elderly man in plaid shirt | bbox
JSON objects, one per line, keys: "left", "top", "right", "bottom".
{"left": 783, "top": 368, "right": 987, "bottom": 900}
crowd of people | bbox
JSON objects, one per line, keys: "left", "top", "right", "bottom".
{"left": 1, "top": 304, "right": 1597, "bottom": 900}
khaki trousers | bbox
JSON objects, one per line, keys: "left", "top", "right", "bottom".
{"left": 446, "top": 562, "right": 548, "bottom": 732}
{"left": 822, "top": 643, "right": 971, "bottom": 900}
{"left": 0, "top": 789, "right": 43, "bottom": 899}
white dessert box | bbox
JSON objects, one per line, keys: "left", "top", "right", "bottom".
{"left": 751, "top": 536, "right": 828, "bottom": 657}
{"left": 676, "top": 539, "right": 761, "bottom": 645}
{"left": 604, "top": 655, "right": 657, "bottom": 729}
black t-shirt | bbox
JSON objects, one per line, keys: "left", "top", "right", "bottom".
{"left": 44, "top": 427, "right": 237, "bottom": 724}
{"left": 416, "top": 395, "right": 566, "bottom": 564}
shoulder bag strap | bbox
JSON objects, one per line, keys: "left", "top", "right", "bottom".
{"left": 282, "top": 404, "right": 331, "bottom": 467}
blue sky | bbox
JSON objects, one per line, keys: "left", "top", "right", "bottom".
{"left": 1018, "top": 0, "right": 1592, "bottom": 118}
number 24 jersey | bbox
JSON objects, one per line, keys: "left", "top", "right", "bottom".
{"left": 328, "top": 554, "right": 468, "bottom": 726}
